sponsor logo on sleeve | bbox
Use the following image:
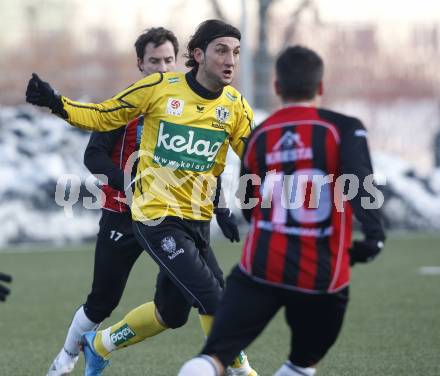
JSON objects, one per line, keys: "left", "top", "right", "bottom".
{"left": 225, "top": 92, "right": 237, "bottom": 101}
{"left": 354, "top": 129, "right": 367, "bottom": 137}
{"left": 168, "top": 77, "right": 180, "bottom": 84}
{"left": 166, "top": 98, "right": 184, "bottom": 116}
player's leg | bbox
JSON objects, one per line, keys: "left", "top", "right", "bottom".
{"left": 274, "top": 288, "right": 349, "bottom": 376}
{"left": 87, "top": 218, "right": 223, "bottom": 362}
{"left": 47, "top": 211, "right": 142, "bottom": 376}
{"left": 179, "top": 266, "right": 281, "bottom": 376}
{"left": 84, "top": 212, "right": 143, "bottom": 323}
{"left": 154, "top": 270, "right": 192, "bottom": 329}
{"left": 195, "top": 228, "right": 258, "bottom": 376}
{"left": 193, "top": 226, "right": 225, "bottom": 337}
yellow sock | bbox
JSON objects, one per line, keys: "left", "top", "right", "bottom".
{"left": 93, "top": 302, "right": 167, "bottom": 357}
{"left": 198, "top": 315, "right": 254, "bottom": 372}
{"left": 230, "top": 350, "right": 247, "bottom": 368}
{"left": 198, "top": 314, "right": 214, "bottom": 337}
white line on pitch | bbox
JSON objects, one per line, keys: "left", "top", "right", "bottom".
{"left": 418, "top": 266, "right": 440, "bottom": 275}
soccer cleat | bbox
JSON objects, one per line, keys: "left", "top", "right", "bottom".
{"left": 226, "top": 352, "right": 258, "bottom": 376}
{"left": 46, "top": 348, "right": 79, "bottom": 376}
{"left": 82, "top": 331, "right": 110, "bottom": 376}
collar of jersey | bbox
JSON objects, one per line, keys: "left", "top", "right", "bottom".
{"left": 185, "top": 70, "right": 223, "bottom": 100}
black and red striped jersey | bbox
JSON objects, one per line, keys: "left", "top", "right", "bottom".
{"left": 84, "top": 116, "right": 144, "bottom": 213}
{"left": 240, "top": 105, "right": 385, "bottom": 293}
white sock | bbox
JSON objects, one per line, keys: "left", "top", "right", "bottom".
{"left": 100, "top": 327, "right": 117, "bottom": 353}
{"left": 273, "top": 361, "right": 316, "bottom": 376}
{"left": 178, "top": 355, "right": 220, "bottom": 376}
{"left": 63, "top": 306, "right": 99, "bottom": 356}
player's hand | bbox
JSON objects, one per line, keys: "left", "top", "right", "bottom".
{"left": 215, "top": 208, "right": 240, "bottom": 242}
{"left": 25, "top": 73, "right": 66, "bottom": 117}
{"left": 0, "top": 272, "right": 12, "bottom": 302}
{"left": 349, "top": 239, "right": 384, "bottom": 265}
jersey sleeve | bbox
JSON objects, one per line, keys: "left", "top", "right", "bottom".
{"left": 84, "top": 129, "right": 125, "bottom": 191}
{"left": 239, "top": 129, "right": 259, "bottom": 223}
{"left": 61, "top": 73, "right": 163, "bottom": 131}
{"left": 340, "top": 118, "right": 386, "bottom": 242}
{"left": 229, "top": 95, "right": 254, "bottom": 158}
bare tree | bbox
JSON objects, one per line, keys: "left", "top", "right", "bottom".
{"left": 254, "top": 0, "right": 277, "bottom": 110}
{"left": 209, "top": 0, "right": 228, "bottom": 20}
{"left": 283, "top": 0, "right": 321, "bottom": 46}
{"left": 209, "top": 0, "right": 318, "bottom": 110}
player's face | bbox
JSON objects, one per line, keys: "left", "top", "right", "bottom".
{"left": 138, "top": 40, "right": 176, "bottom": 76}
{"left": 198, "top": 37, "right": 240, "bottom": 90}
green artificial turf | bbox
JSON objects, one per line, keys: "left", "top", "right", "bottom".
{"left": 0, "top": 233, "right": 439, "bottom": 375}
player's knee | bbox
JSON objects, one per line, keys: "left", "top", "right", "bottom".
{"left": 84, "top": 297, "right": 119, "bottom": 323}
{"left": 158, "top": 307, "right": 190, "bottom": 329}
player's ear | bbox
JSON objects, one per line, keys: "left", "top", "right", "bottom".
{"left": 274, "top": 80, "right": 282, "bottom": 96}
{"left": 137, "top": 58, "right": 144, "bottom": 73}
{"left": 317, "top": 80, "right": 323, "bottom": 96}
{"left": 193, "top": 48, "right": 204, "bottom": 65}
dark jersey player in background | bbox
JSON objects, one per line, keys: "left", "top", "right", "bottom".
{"left": 179, "top": 46, "right": 386, "bottom": 376}
{"left": 46, "top": 27, "right": 181, "bottom": 376}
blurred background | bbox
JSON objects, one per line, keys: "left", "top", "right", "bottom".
{"left": 1, "top": 0, "right": 440, "bottom": 247}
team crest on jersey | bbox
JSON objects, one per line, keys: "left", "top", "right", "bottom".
{"left": 160, "top": 236, "right": 184, "bottom": 260}
{"left": 266, "top": 131, "right": 313, "bottom": 165}
{"left": 215, "top": 106, "right": 230, "bottom": 123}
{"left": 273, "top": 131, "right": 304, "bottom": 149}
{"left": 166, "top": 98, "right": 184, "bottom": 116}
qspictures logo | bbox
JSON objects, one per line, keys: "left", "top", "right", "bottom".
{"left": 153, "top": 120, "right": 227, "bottom": 172}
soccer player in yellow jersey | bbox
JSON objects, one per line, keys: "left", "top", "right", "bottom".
{"left": 26, "top": 20, "right": 257, "bottom": 376}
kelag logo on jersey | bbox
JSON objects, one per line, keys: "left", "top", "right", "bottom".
{"left": 153, "top": 120, "right": 227, "bottom": 171}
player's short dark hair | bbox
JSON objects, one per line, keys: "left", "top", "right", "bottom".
{"left": 275, "top": 45, "right": 324, "bottom": 101}
{"left": 185, "top": 19, "right": 241, "bottom": 70}
{"left": 135, "top": 27, "right": 179, "bottom": 59}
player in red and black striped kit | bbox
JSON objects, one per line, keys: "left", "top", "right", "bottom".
{"left": 179, "top": 46, "right": 386, "bottom": 376}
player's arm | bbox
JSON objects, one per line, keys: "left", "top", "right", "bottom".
{"left": 84, "top": 128, "right": 126, "bottom": 191}
{"left": 229, "top": 95, "right": 255, "bottom": 158}
{"left": 341, "top": 119, "right": 386, "bottom": 263}
{"left": 26, "top": 73, "right": 163, "bottom": 131}
{"left": 0, "top": 272, "right": 12, "bottom": 302}
{"left": 212, "top": 176, "right": 240, "bottom": 242}
{"left": 238, "top": 130, "right": 259, "bottom": 223}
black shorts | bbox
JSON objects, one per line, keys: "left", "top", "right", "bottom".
{"left": 84, "top": 209, "right": 143, "bottom": 323}
{"left": 133, "top": 217, "right": 224, "bottom": 316}
{"left": 202, "top": 266, "right": 349, "bottom": 368}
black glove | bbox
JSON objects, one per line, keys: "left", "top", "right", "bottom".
{"left": 215, "top": 208, "right": 240, "bottom": 242}
{"left": 349, "top": 239, "right": 384, "bottom": 265}
{"left": 25, "top": 73, "right": 67, "bottom": 118}
{"left": 0, "top": 272, "right": 12, "bottom": 302}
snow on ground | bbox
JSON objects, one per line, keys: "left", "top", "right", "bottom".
{"left": 1, "top": 105, "right": 439, "bottom": 248}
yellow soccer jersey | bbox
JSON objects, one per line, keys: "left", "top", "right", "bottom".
{"left": 62, "top": 71, "right": 254, "bottom": 221}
